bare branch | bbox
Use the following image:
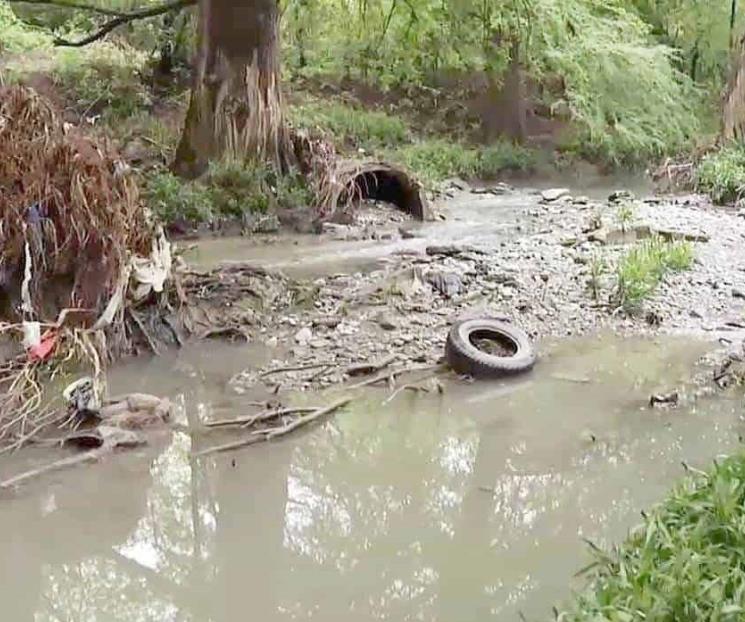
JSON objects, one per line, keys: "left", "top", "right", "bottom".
{"left": 53, "top": 0, "right": 196, "bottom": 47}
{"left": 7, "top": 0, "right": 126, "bottom": 16}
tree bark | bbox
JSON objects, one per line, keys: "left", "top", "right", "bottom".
{"left": 173, "top": 0, "right": 290, "bottom": 178}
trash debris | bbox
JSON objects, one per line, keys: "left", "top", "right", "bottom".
{"left": 649, "top": 391, "right": 679, "bottom": 408}
{"left": 63, "top": 377, "right": 101, "bottom": 422}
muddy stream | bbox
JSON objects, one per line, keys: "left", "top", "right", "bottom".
{"left": 2, "top": 182, "right": 743, "bottom": 622}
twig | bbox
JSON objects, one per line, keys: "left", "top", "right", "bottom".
{"left": 53, "top": 0, "right": 195, "bottom": 47}
{"left": 264, "top": 398, "right": 353, "bottom": 440}
{"left": 346, "top": 364, "right": 441, "bottom": 390}
{"left": 194, "top": 398, "right": 353, "bottom": 457}
{"left": 260, "top": 362, "right": 330, "bottom": 378}
{"left": 0, "top": 449, "right": 105, "bottom": 489}
{"left": 204, "top": 407, "right": 317, "bottom": 429}
{"left": 383, "top": 383, "right": 430, "bottom": 404}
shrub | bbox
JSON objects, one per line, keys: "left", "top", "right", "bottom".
{"left": 696, "top": 144, "right": 745, "bottom": 204}
{"left": 0, "top": 1, "right": 51, "bottom": 53}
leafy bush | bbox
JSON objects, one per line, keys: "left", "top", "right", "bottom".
{"left": 696, "top": 144, "right": 745, "bottom": 204}
{"left": 290, "top": 100, "right": 409, "bottom": 148}
{"left": 615, "top": 236, "right": 694, "bottom": 309}
{"left": 390, "top": 139, "right": 534, "bottom": 184}
{"left": 558, "top": 455, "right": 745, "bottom": 621}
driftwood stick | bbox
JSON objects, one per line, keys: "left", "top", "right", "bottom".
{"left": 383, "top": 383, "right": 430, "bottom": 404}
{"left": 194, "top": 398, "right": 353, "bottom": 458}
{"left": 264, "top": 398, "right": 353, "bottom": 440}
{"left": 0, "top": 449, "right": 105, "bottom": 489}
{"left": 260, "top": 363, "right": 330, "bottom": 378}
{"left": 204, "top": 407, "right": 317, "bottom": 429}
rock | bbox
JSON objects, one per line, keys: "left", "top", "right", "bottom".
{"left": 399, "top": 227, "right": 420, "bottom": 239}
{"left": 426, "top": 244, "right": 481, "bottom": 257}
{"left": 654, "top": 228, "right": 710, "bottom": 243}
{"left": 573, "top": 196, "right": 590, "bottom": 205}
{"left": 733, "top": 289, "right": 745, "bottom": 300}
{"left": 689, "top": 309, "right": 705, "bottom": 319}
{"left": 541, "top": 188, "right": 571, "bottom": 202}
{"left": 252, "top": 214, "right": 280, "bottom": 234}
{"left": 294, "top": 327, "right": 313, "bottom": 344}
{"left": 375, "top": 313, "right": 398, "bottom": 331}
{"left": 608, "top": 190, "right": 635, "bottom": 203}
{"left": 425, "top": 271, "right": 463, "bottom": 298}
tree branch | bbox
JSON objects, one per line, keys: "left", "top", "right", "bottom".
{"left": 8, "top": 0, "right": 126, "bottom": 16}
{"left": 53, "top": 0, "right": 196, "bottom": 47}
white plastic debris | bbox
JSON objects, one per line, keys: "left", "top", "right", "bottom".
{"left": 131, "top": 226, "right": 172, "bottom": 301}
{"left": 22, "top": 321, "right": 41, "bottom": 349}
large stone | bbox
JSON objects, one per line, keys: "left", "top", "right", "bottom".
{"left": 541, "top": 188, "right": 571, "bottom": 202}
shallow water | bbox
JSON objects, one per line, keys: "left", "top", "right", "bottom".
{"left": 0, "top": 334, "right": 741, "bottom": 621}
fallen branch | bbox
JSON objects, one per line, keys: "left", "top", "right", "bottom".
{"left": 194, "top": 398, "right": 352, "bottom": 457}
{"left": 260, "top": 362, "right": 330, "bottom": 378}
{"left": 0, "top": 448, "right": 105, "bottom": 489}
{"left": 204, "top": 406, "right": 317, "bottom": 429}
{"left": 383, "top": 383, "right": 430, "bottom": 404}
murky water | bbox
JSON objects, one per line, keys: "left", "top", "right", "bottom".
{"left": 0, "top": 334, "right": 741, "bottom": 621}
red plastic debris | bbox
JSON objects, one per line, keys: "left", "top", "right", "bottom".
{"left": 28, "top": 330, "right": 58, "bottom": 362}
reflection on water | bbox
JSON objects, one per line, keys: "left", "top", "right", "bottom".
{"left": 0, "top": 335, "right": 741, "bottom": 621}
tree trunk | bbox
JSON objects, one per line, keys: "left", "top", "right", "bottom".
{"left": 173, "top": 0, "right": 290, "bottom": 178}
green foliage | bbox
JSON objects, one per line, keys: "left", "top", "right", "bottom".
{"left": 290, "top": 100, "right": 409, "bottom": 148}
{"left": 588, "top": 254, "right": 608, "bottom": 301}
{"left": 52, "top": 43, "right": 150, "bottom": 119}
{"left": 390, "top": 139, "right": 535, "bottom": 183}
{"left": 0, "top": 1, "right": 51, "bottom": 53}
{"left": 616, "top": 202, "right": 636, "bottom": 232}
{"left": 696, "top": 144, "right": 745, "bottom": 204}
{"left": 144, "top": 160, "right": 313, "bottom": 225}
{"left": 558, "top": 454, "right": 745, "bottom": 621}
{"left": 615, "top": 236, "right": 694, "bottom": 309}
{"left": 283, "top": 0, "right": 702, "bottom": 164}
{"left": 144, "top": 170, "right": 213, "bottom": 224}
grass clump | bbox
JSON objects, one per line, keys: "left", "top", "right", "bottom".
{"left": 696, "top": 144, "right": 745, "bottom": 204}
{"left": 558, "top": 455, "right": 745, "bottom": 621}
{"left": 143, "top": 170, "right": 213, "bottom": 224}
{"left": 390, "top": 139, "right": 535, "bottom": 184}
{"left": 615, "top": 236, "right": 694, "bottom": 310}
{"left": 290, "top": 100, "right": 409, "bottom": 149}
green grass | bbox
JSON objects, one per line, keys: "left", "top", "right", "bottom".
{"left": 52, "top": 43, "right": 150, "bottom": 120}
{"left": 143, "top": 159, "right": 313, "bottom": 225}
{"left": 388, "top": 139, "right": 535, "bottom": 184}
{"left": 615, "top": 236, "right": 694, "bottom": 310}
{"left": 289, "top": 100, "right": 409, "bottom": 149}
{"left": 696, "top": 144, "right": 745, "bottom": 205}
{"left": 558, "top": 454, "right": 745, "bottom": 621}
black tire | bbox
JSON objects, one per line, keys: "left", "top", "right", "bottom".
{"left": 445, "top": 319, "right": 536, "bottom": 378}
